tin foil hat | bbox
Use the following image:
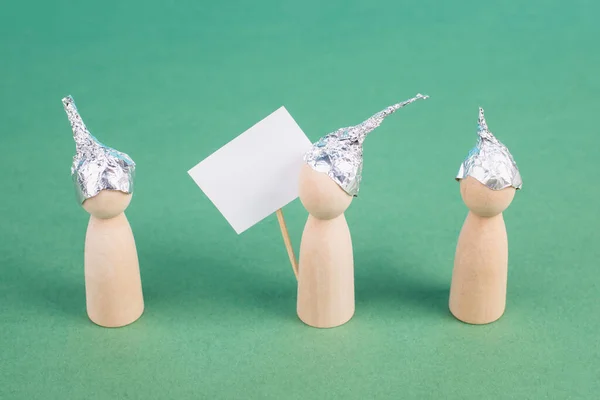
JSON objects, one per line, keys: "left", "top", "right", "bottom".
{"left": 303, "top": 93, "right": 429, "bottom": 196}
{"left": 62, "top": 96, "right": 136, "bottom": 204}
{"left": 456, "top": 107, "right": 522, "bottom": 190}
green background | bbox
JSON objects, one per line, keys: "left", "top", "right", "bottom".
{"left": 1, "top": 0, "right": 599, "bottom": 398}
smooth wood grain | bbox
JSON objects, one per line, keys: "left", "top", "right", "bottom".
{"left": 449, "top": 177, "right": 515, "bottom": 324}
{"left": 298, "top": 164, "right": 352, "bottom": 221}
{"left": 83, "top": 190, "right": 144, "bottom": 328}
{"left": 297, "top": 214, "right": 354, "bottom": 328}
{"left": 297, "top": 164, "right": 354, "bottom": 328}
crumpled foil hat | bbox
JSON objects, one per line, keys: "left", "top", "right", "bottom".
{"left": 62, "top": 95, "right": 136, "bottom": 204}
{"left": 456, "top": 107, "right": 522, "bottom": 190}
{"left": 304, "top": 93, "right": 429, "bottom": 196}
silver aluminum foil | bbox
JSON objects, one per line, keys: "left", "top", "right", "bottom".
{"left": 456, "top": 107, "right": 522, "bottom": 190}
{"left": 62, "top": 95, "right": 135, "bottom": 204}
{"left": 304, "top": 93, "right": 429, "bottom": 196}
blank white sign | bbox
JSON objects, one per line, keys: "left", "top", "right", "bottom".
{"left": 188, "top": 107, "right": 313, "bottom": 234}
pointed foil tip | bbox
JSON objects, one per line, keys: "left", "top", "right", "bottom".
{"left": 477, "top": 106, "right": 486, "bottom": 127}
{"left": 62, "top": 95, "right": 136, "bottom": 204}
{"left": 62, "top": 95, "right": 74, "bottom": 107}
{"left": 456, "top": 107, "right": 523, "bottom": 190}
{"left": 304, "top": 93, "right": 429, "bottom": 197}
{"left": 476, "top": 106, "right": 495, "bottom": 141}
{"left": 383, "top": 93, "right": 429, "bottom": 116}
{"left": 62, "top": 95, "right": 88, "bottom": 144}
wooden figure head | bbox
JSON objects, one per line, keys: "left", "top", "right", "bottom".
{"left": 299, "top": 164, "right": 352, "bottom": 220}
{"left": 83, "top": 190, "right": 132, "bottom": 219}
{"left": 460, "top": 176, "right": 515, "bottom": 217}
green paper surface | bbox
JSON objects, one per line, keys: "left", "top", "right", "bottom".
{"left": 1, "top": 1, "right": 599, "bottom": 399}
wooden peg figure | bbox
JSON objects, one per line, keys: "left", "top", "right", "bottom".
{"left": 450, "top": 107, "right": 522, "bottom": 325}
{"left": 297, "top": 94, "right": 429, "bottom": 328}
{"left": 62, "top": 96, "right": 144, "bottom": 328}
{"left": 297, "top": 163, "right": 354, "bottom": 328}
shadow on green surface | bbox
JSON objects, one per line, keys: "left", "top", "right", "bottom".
{"left": 355, "top": 257, "right": 453, "bottom": 319}
{"left": 12, "top": 263, "right": 86, "bottom": 321}
{"left": 7, "top": 244, "right": 451, "bottom": 325}
{"left": 138, "top": 245, "right": 298, "bottom": 322}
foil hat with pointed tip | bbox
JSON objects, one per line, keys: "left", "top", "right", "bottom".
{"left": 456, "top": 107, "right": 522, "bottom": 190}
{"left": 62, "top": 95, "right": 136, "bottom": 204}
{"left": 303, "top": 93, "right": 429, "bottom": 196}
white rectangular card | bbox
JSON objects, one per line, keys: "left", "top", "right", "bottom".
{"left": 188, "top": 107, "right": 313, "bottom": 234}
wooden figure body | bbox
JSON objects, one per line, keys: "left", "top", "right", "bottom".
{"left": 292, "top": 94, "right": 428, "bottom": 328}
{"left": 449, "top": 176, "right": 515, "bottom": 324}
{"left": 297, "top": 164, "right": 354, "bottom": 328}
{"left": 82, "top": 190, "right": 144, "bottom": 327}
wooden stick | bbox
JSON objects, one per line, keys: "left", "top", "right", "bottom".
{"left": 276, "top": 208, "right": 299, "bottom": 280}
